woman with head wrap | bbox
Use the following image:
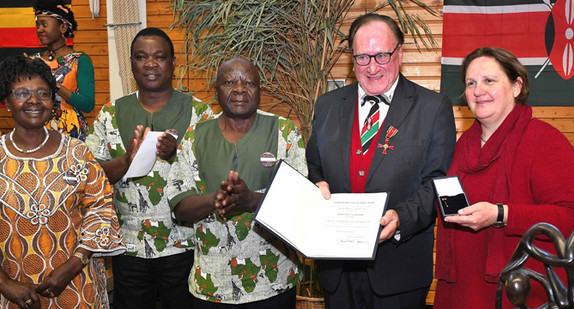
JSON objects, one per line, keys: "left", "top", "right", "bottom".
{"left": 31, "top": 0, "right": 95, "bottom": 141}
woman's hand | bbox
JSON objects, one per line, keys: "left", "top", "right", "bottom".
{"left": 0, "top": 279, "right": 41, "bottom": 309}
{"left": 36, "top": 257, "right": 83, "bottom": 299}
{"left": 444, "top": 201, "right": 501, "bottom": 231}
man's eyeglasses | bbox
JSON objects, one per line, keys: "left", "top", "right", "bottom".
{"left": 11, "top": 88, "right": 52, "bottom": 102}
{"left": 353, "top": 43, "right": 400, "bottom": 66}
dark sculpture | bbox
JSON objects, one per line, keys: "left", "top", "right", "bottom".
{"left": 496, "top": 223, "right": 574, "bottom": 309}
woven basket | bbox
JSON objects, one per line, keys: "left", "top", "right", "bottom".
{"left": 296, "top": 295, "right": 325, "bottom": 309}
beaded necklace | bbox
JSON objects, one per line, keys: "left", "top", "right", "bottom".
{"left": 9, "top": 127, "right": 50, "bottom": 154}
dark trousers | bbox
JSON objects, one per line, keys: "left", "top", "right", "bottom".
{"left": 192, "top": 288, "right": 296, "bottom": 309}
{"left": 324, "top": 268, "right": 429, "bottom": 309}
{"left": 112, "top": 250, "right": 194, "bottom": 309}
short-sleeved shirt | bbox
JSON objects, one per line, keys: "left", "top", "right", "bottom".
{"left": 86, "top": 90, "right": 213, "bottom": 258}
{"left": 167, "top": 110, "right": 307, "bottom": 304}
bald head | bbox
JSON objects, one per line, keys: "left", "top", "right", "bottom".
{"left": 215, "top": 58, "right": 261, "bottom": 119}
{"left": 216, "top": 58, "right": 260, "bottom": 85}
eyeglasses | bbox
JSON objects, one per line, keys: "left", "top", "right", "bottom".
{"left": 353, "top": 44, "right": 400, "bottom": 66}
{"left": 11, "top": 88, "right": 52, "bottom": 102}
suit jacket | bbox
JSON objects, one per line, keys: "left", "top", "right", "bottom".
{"left": 306, "top": 74, "right": 456, "bottom": 296}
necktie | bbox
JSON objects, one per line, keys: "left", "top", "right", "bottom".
{"left": 360, "top": 95, "right": 388, "bottom": 154}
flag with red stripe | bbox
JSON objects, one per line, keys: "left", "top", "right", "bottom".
{"left": 441, "top": 0, "right": 574, "bottom": 106}
{"left": 0, "top": 0, "right": 72, "bottom": 60}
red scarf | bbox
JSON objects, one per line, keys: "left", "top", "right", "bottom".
{"left": 436, "top": 103, "right": 533, "bottom": 283}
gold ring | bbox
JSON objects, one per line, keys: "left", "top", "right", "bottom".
{"left": 25, "top": 299, "right": 32, "bottom": 304}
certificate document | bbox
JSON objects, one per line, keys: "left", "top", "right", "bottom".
{"left": 254, "top": 160, "right": 388, "bottom": 260}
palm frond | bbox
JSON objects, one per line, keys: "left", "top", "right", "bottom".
{"left": 170, "top": 0, "right": 439, "bottom": 143}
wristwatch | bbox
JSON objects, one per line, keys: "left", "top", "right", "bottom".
{"left": 73, "top": 252, "right": 89, "bottom": 266}
{"left": 492, "top": 203, "right": 506, "bottom": 228}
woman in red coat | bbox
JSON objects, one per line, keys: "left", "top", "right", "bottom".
{"left": 434, "top": 47, "right": 574, "bottom": 308}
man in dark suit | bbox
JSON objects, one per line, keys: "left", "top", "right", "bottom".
{"left": 306, "top": 14, "right": 456, "bottom": 309}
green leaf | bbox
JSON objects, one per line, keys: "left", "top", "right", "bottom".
{"left": 169, "top": 0, "right": 439, "bottom": 145}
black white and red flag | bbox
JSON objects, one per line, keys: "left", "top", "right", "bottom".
{"left": 441, "top": 0, "right": 574, "bottom": 106}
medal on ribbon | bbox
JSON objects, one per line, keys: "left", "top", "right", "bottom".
{"left": 377, "top": 126, "right": 398, "bottom": 154}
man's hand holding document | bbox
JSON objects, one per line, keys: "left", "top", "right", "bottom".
{"left": 254, "top": 160, "right": 388, "bottom": 260}
{"left": 123, "top": 131, "right": 164, "bottom": 181}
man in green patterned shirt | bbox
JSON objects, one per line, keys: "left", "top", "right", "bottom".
{"left": 167, "top": 58, "right": 306, "bottom": 308}
{"left": 86, "top": 28, "right": 213, "bottom": 309}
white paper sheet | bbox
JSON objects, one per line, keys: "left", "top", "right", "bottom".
{"left": 122, "top": 131, "right": 164, "bottom": 181}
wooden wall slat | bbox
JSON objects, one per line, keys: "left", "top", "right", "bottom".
{"left": 1, "top": 3, "right": 573, "bottom": 306}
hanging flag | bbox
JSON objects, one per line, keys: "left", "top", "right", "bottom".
{"left": 0, "top": 0, "right": 72, "bottom": 60}
{"left": 441, "top": 0, "right": 574, "bottom": 106}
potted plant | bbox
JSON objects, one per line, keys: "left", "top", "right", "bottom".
{"left": 169, "top": 0, "right": 438, "bottom": 143}
{"left": 296, "top": 257, "right": 324, "bottom": 308}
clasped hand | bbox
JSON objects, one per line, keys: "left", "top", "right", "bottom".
{"left": 1, "top": 258, "right": 80, "bottom": 308}
{"left": 0, "top": 280, "right": 39, "bottom": 309}
{"left": 214, "top": 171, "right": 256, "bottom": 220}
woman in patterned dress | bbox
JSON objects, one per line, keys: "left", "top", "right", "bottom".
{"left": 31, "top": 0, "right": 95, "bottom": 141}
{"left": 0, "top": 56, "right": 125, "bottom": 308}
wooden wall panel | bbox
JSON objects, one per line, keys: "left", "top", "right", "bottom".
{"left": 3, "top": 2, "right": 572, "bottom": 142}
{"left": 1, "top": 1, "right": 573, "bottom": 305}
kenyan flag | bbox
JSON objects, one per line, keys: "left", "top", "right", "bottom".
{"left": 0, "top": 0, "right": 72, "bottom": 60}
{"left": 441, "top": 0, "right": 574, "bottom": 106}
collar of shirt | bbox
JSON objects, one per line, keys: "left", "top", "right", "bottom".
{"left": 357, "top": 78, "right": 399, "bottom": 133}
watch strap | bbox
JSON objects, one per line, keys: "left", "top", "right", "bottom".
{"left": 493, "top": 203, "right": 505, "bottom": 228}
{"left": 496, "top": 203, "right": 504, "bottom": 222}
